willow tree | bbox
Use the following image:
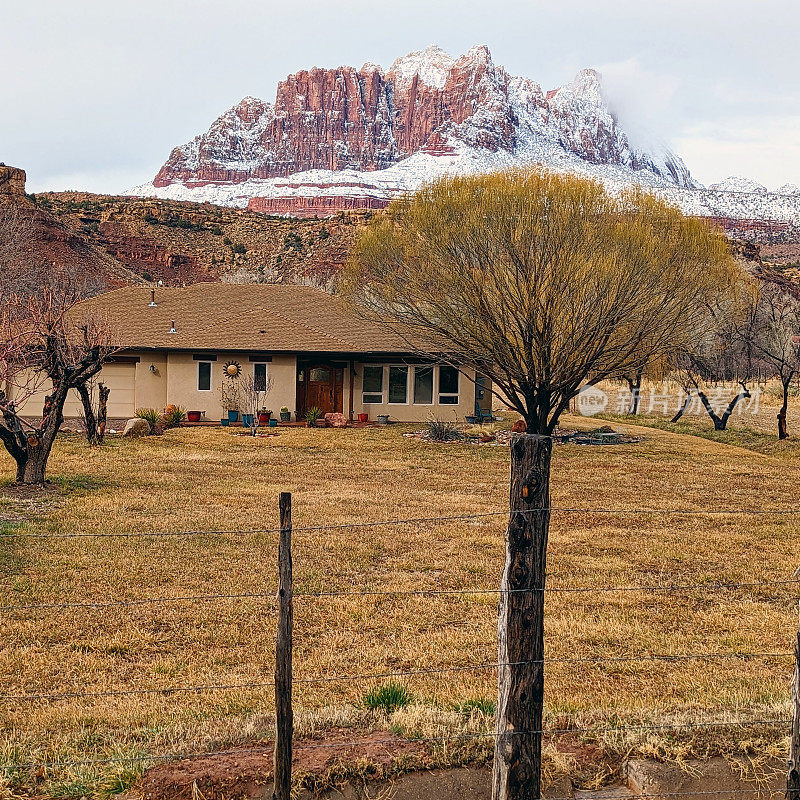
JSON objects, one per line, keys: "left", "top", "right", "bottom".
{"left": 342, "top": 168, "right": 739, "bottom": 800}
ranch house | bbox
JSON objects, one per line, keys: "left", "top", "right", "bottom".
{"left": 22, "top": 283, "right": 492, "bottom": 424}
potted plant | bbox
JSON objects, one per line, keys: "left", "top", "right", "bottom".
{"left": 241, "top": 413, "right": 255, "bottom": 428}
{"left": 376, "top": 414, "right": 390, "bottom": 425}
{"left": 187, "top": 410, "right": 202, "bottom": 423}
{"left": 280, "top": 406, "right": 291, "bottom": 423}
{"left": 269, "top": 417, "right": 278, "bottom": 428}
{"left": 221, "top": 380, "right": 240, "bottom": 423}
{"left": 258, "top": 408, "right": 271, "bottom": 425}
{"left": 357, "top": 412, "right": 368, "bottom": 423}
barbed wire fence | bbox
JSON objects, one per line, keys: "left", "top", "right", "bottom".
{"left": 3, "top": 497, "right": 800, "bottom": 799}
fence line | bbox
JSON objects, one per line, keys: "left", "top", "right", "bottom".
{"left": 4, "top": 493, "right": 800, "bottom": 795}
{"left": 3, "top": 505, "right": 800, "bottom": 540}
{"left": 5, "top": 652, "right": 792, "bottom": 703}
{"left": 4, "top": 578, "right": 798, "bottom": 613}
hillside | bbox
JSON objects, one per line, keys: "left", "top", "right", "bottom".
{"left": 29, "top": 188, "right": 369, "bottom": 288}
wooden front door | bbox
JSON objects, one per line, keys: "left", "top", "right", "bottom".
{"left": 298, "top": 364, "right": 344, "bottom": 416}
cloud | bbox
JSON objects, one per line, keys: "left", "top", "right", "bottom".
{"left": 595, "top": 58, "right": 681, "bottom": 153}
{"left": 675, "top": 115, "right": 800, "bottom": 189}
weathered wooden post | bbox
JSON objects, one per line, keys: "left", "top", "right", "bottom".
{"left": 788, "top": 599, "right": 800, "bottom": 800}
{"left": 493, "top": 434, "right": 552, "bottom": 800}
{"left": 273, "top": 492, "right": 293, "bottom": 800}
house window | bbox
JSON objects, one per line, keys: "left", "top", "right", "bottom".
{"left": 438, "top": 365, "right": 459, "bottom": 405}
{"left": 413, "top": 366, "right": 433, "bottom": 405}
{"left": 197, "top": 361, "right": 212, "bottom": 391}
{"left": 254, "top": 362, "right": 268, "bottom": 392}
{"left": 362, "top": 365, "right": 384, "bottom": 404}
{"left": 388, "top": 366, "right": 409, "bottom": 404}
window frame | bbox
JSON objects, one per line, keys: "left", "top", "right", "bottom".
{"left": 437, "top": 365, "right": 460, "bottom": 405}
{"left": 412, "top": 365, "right": 434, "bottom": 406}
{"left": 361, "top": 364, "right": 384, "bottom": 405}
{"left": 253, "top": 361, "right": 269, "bottom": 393}
{"left": 387, "top": 365, "right": 410, "bottom": 405}
{"left": 197, "top": 360, "right": 213, "bottom": 392}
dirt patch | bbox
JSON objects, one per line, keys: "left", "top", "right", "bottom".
{"left": 134, "top": 730, "right": 429, "bottom": 800}
{"left": 0, "top": 482, "right": 63, "bottom": 524}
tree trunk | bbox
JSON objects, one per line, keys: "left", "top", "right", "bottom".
{"left": 77, "top": 382, "right": 110, "bottom": 445}
{"left": 671, "top": 390, "right": 692, "bottom": 423}
{"left": 626, "top": 370, "right": 643, "bottom": 415}
{"left": 97, "top": 383, "right": 109, "bottom": 443}
{"left": 696, "top": 384, "right": 750, "bottom": 431}
{"left": 493, "top": 434, "right": 552, "bottom": 800}
{"left": 779, "top": 377, "right": 791, "bottom": 440}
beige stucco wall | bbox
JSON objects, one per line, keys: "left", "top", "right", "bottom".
{"left": 10, "top": 352, "right": 482, "bottom": 425}
{"left": 160, "top": 352, "right": 297, "bottom": 421}
{"left": 349, "top": 363, "right": 478, "bottom": 423}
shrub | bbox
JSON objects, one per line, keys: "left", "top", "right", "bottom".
{"left": 134, "top": 408, "right": 162, "bottom": 434}
{"left": 425, "top": 416, "right": 463, "bottom": 442}
{"left": 362, "top": 682, "right": 413, "bottom": 714}
{"left": 222, "top": 236, "right": 232, "bottom": 246}
{"left": 231, "top": 243, "right": 247, "bottom": 255}
{"left": 162, "top": 406, "right": 187, "bottom": 429}
{"left": 453, "top": 697, "right": 496, "bottom": 716}
{"left": 211, "top": 226, "right": 222, "bottom": 236}
{"left": 304, "top": 406, "right": 323, "bottom": 426}
{"left": 284, "top": 231, "right": 303, "bottom": 251}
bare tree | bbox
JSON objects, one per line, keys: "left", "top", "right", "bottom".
{"left": 0, "top": 287, "right": 115, "bottom": 483}
{"left": 240, "top": 371, "right": 274, "bottom": 436}
{"left": 738, "top": 283, "right": 800, "bottom": 439}
{"left": 343, "top": 169, "right": 742, "bottom": 800}
{"left": 671, "top": 296, "right": 755, "bottom": 430}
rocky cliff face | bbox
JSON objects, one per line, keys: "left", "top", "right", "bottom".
{"left": 148, "top": 44, "right": 696, "bottom": 209}
{"left": 0, "top": 164, "right": 28, "bottom": 199}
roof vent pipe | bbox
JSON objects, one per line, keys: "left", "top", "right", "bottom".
{"left": 149, "top": 289, "right": 157, "bottom": 307}
{"left": 169, "top": 320, "right": 177, "bottom": 334}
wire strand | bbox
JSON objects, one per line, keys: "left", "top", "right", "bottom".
{"left": 4, "top": 720, "right": 790, "bottom": 776}
{"left": 2, "top": 506, "right": 799, "bottom": 539}
{"left": 4, "top": 652, "right": 790, "bottom": 702}
{"left": 4, "top": 578, "right": 798, "bottom": 612}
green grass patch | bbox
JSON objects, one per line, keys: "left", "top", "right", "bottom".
{"left": 362, "top": 682, "right": 414, "bottom": 714}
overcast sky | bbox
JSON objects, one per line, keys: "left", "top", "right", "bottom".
{"left": 3, "top": 0, "right": 798, "bottom": 193}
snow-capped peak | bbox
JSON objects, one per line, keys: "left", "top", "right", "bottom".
{"left": 709, "top": 176, "right": 768, "bottom": 194}
{"left": 387, "top": 45, "right": 454, "bottom": 90}
{"left": 360, "top": 62, "right": 384, "bottom": 76}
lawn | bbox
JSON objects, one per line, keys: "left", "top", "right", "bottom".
{"left": 2, "top": 417, "right": 800, "bottom": 795}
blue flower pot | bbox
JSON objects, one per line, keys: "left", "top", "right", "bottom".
{"left": 227, "top": 410, "right": 239, "bottom": 423}
{"left": 269, "top": 418, "right": 278, "bottom": 427}
{"left": 241, "top": 414, "right": 255, "bottom": 428}
{"left": 220, "top": 418, "right": 230, "bottom": 427}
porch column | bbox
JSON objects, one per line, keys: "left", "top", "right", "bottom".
{"left": 348, "top": 360, "right": 355, "bottom": 422}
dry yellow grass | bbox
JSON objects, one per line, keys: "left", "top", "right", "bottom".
{"left": 1, "top": 416, "right": 799, "bottom": 795}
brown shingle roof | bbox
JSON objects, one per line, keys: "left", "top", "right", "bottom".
{"left": 75, "top": 283, "right": 419, "bottom": 354}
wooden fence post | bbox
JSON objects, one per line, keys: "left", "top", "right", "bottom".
{"left": 273, "top": 492, "right": 293, "bottom": 800}
{"left": 493, "top": 434, "right": 552, "bottom": 800}
{"left": 788, "top": 599, "right": 800, "bottom": 800}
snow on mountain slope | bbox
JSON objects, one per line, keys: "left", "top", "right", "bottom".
{"left": 128, "top": 45, "right": 799, "bottom": 224}
{"left": 709, "top": 176, "right": 768, "bottom": 194}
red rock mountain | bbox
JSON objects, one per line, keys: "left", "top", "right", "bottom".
{"left": 146, "top": 44, "right": 695, "bottom": 214}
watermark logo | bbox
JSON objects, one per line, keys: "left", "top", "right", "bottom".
{"left": 576, "top": 385, "right": 608, "bottom": 417}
